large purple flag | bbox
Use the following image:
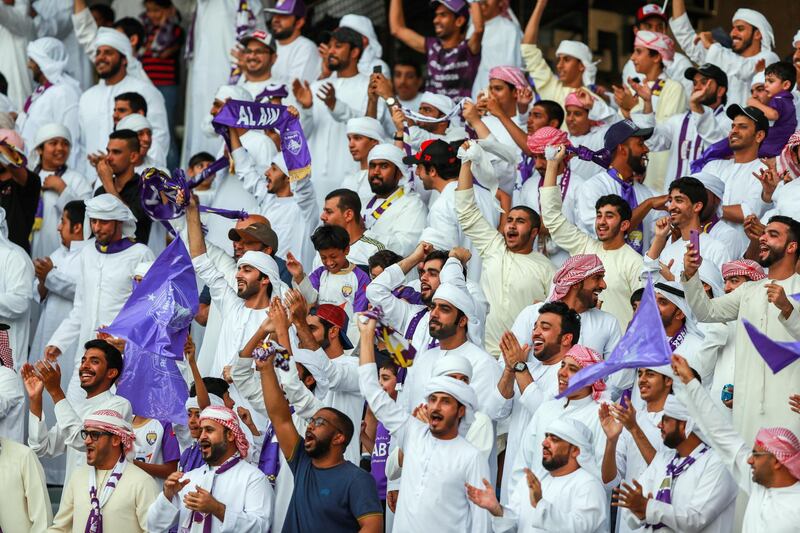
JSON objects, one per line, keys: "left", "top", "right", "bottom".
{"left": 212, "top": 100, "right": 311, "bottom": 181}
{"left": 742, "top": 292, "right": 800, "bottom": 374}
{"left": 100, "top": 237, "right": 198, "bottom": 358}
{"left": 557, "top": 276, "right": 671, "bottom": 399}
{"left": 115, "top": 345, "right": 188, "bottom": 424}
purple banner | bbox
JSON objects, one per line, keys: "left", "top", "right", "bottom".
{"left": 212, "top": 99, "right": 312, "bottom": 182}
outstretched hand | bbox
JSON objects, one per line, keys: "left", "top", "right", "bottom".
{"left": 465, "top": 478, "right": 503, "bottom": 516}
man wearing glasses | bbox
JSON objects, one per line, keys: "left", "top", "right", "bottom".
{"left": 671, "top": 354, "right": 800, "bottom": 533}
{"left": 49, "top": 408, "right": 158, "bottom": 532}
{"left": 23, "top": 339, "right": 133, "bottom": 484}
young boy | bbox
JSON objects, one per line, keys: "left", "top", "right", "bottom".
{"left": 747, "top": 61, "right": 798, "bottom": 156}
{"left": 287, "top": 224, "right": 371, "bottom": 327}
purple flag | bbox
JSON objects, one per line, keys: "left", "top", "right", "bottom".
{"left": 100, "top": 237, "right": 198, "bottom": 359}
{"left": 115, "top": 345, "right": 188, "bottom": 424}
{"left": 557, "top": 276, "right": 671, "bottom": 399}
{"left": 211, "top": 100, "right": 311, "bottom": 181}
{"left": 742, "top": 291, "right": 800, "bottom": 373}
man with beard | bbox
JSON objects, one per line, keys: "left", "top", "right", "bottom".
{"left": 401, "top": 280, "right": 499, "bottom": 416}
{"left": 669, "top": 0, "right": 778, "bottom": 107}
{"left": 292, "top": 27, "right": 387, "bottom": 204}
{"left": 455, "top": 145, "right": 554, "bottom": 356}
{"left": 691, "top": 171, "right": 748, "bottom": 260}
{"left": 93, "top": 129, "right": 150, "bottom": 244}
{"left": 186, "top": 193, "right": 288, "bottom": 378}
{"left": 50, "top": 409, "right": 157, "bottom": 532}
{"left": 643, "top": 177, "right": 730, "bottom": 280}
{"left": 599, "top": 364, "right": 672, "bottom": 533}
{"left": 512, "top": 255, "right": 621, "bottom": 361}
{"left": 340, "top": 117, "right": 385, "bottom": 205}
{"left": 510, "top": 345, "right": 607, "bottom": 505}
{"left": 681, "top": 215, "right": 800, "bottom": 444}
{"left": 234, "top": 30, "right": 283, "bottom": 100}
{"left": 542, "top": 145, "right": 644, "bottom": 327}
{"left": 77, "top": 28, "right": 168, "bottom": 181}
{"left": 576, "top": 120, "right": 659, "bottom": 255}
{"left": 652, "top": 281, "right": 707, "bottom": 383}
{"left": 389, "top": 0, "right": 483, "bottom": 99}
{"left": 257, "top": 340, "right": 383, "bottom": 533}
{"left": 147, "top": 405, "right": 272, "bottom": 532}
{"left": 361, "top": 143, "right": 428, "bottom": 256}
{"left": 24, "top": 339, "right": 133, "bottom": 485}
{"left": 16, "top": 38, "right": 81, "bottom": 167}
{"left": 45, "top": 194, "right": 154, "bottom": 409}
{"left": 319, "top": 188, "right": 385, "bottom": 268}
{"left": 265, "top": 0, "right": 321, "bottom": 85}
{"left": 672, "top": 353, "right": 800, "bottom": 533}
{"left": 614, "top": 394, "right": 737, "bottom": 532}
{"left": 701, "top": 105, "right": 774, "bottom": 254}
{"left": 635, "top": 65, "right": 729, "bottom": 192}
{"left": 486, "top": 301, "right": 579, "bottom": 504}
{"left": 468, "top": 418, "right": 607, "bottom": 532}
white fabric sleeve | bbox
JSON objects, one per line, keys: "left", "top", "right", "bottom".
{"left": 47, "top": 264, "right": 85, "bottom": 353}
{"left": 231, "top": 357, "right": 269, "bottom": 419}
{"left": 71, "top": 7, "right": 98, "bottom": 58}
{"left": 358, "top": 363, "right": 409, "bottom": 435}
{"left": 669, "top": 13, "right": 707, "bottom": 65}
{"left": 43, "top": 267, "right": 78, "bottom": 301}
{"left": 232, "top": 147, "right": 268, "bottom": 204}
{"left": 27, "top": 411, "right": 68, "bottom": 458}
{"left": 0, "top": 252, "right": 33, "bottom": 318}
{"left": 53, "top": 398, "right": 87, "bottom": 452}
{"left": 364, "top": 264, "right": 418, "bottom": 334}
{"left": 220, "top": 474, "right": 273, "bottom": 532}
{"left": 145, "top": 492, "right": 181, "bottom": 532}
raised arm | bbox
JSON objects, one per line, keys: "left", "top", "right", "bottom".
{"left": 466, "top": 1, "right": 484, "bottom": 55}
{"left": 258, "top": 353, "right": 301, "bottom": 460}
{"left": 184, "top": 194, "right": 206, "bottom": 258}
{"left": 185, "top": 336, "right": 210, "bottom": 410}
{"left": 522, "top": 0, "right": 547, "bottom": 45}
{"left": 389, "top": 0, "right": 426, "bottom": 53}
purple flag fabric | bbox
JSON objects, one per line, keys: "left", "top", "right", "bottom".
{"left": 557, "top": 276, "right": 671, "bottom": 399}
{"left": 742, "top": 291, "right": 800, "bottom": 374}
{"left": 115, "top": 345, "right": 189, "bottom": 424}
{"left": 100, "top": 237, "right": 198, "bottom": 359}
{"left": 211, "top": 100, "right": 311, "bottom": 181}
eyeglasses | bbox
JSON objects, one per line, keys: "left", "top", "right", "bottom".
{"left": 750, "top": 451, "right": 773, "bottom": 457}
{"left": 244, "top": 48, "right": 270, "bottom": 56}
{"left": 81, "top": 429, "right": 112, "bottom": 442}
{"left": 306, "top": 416, "right": 343, "bottom": 433}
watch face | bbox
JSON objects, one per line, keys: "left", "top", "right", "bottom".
{"left": 513, "top": 361, "right": 526, "bottom": 372}
{"left": 386, "top": 97, "right": 397, "bottom": 107}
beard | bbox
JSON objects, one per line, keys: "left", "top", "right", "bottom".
{"left": 699, "top": 91, "right": 718, "bottom": 107}
{"left": 757, "top": 243, "right": 786, "bottom": 267}
{"left": 271, "top": 26, "right": 294, "bottom": 40}
{"left": 662, "top": 427, "right": 684, "bottom": 449}
{"left": 429, "top": 319, "right": 459, "bottom": 340}
{"left": 369, "top": 177, "right": 396, "bottom": 196}
{"left": 97, "top": 59, "right": 123, "bottom": 80}
{"left": 203, "top": 441, "right": 229, "bottom": 464}
{"left": 732, "top": 34, "right": 754, "bottom": 54}
{"left": 305, "top": 433, "right": 332, "bottom": 458}
{"left": 542, "top": 452, "right": 569, "bottom": 471}
{"left": 627, "top": 150, "right": 647, "bottom": 175}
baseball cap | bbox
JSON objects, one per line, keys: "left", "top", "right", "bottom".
{"left": 636, "top": 4, "right": 668, "bottom": 23}
{"left": 264, "top": 0, "right": 306, "bottom": 18}
{"left": 726, "top": 104, "right": 769, "bottom": 133}
{"left": 431, "top": 0, "right": 468, "bottom": 15}
{"left": 684, "top": 63, "right": 728, "bottom": 88}
{"left": 603, "top": 119, "right": 653, "bottom": 152}
{"left": 330, "top": 27, "right": 364, "bottom": 49}
{"left": 228, "top": 222, "right": 279, "bottom": 252}
{"left": 240, "top": 29, "right": 276, "bottom": 52}
{"left": 402, "top": 139, "right": 458, "bottom": 167}
{"left": 313, "top": 304, "right": 354, "bottom": 350}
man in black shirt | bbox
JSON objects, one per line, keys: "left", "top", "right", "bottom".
{"left": 0, "top": 131, "right": 41, "bottom": 253}
{"left": 93, "top": 128, "right": 151, "bottom": 244}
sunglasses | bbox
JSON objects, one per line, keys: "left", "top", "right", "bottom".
{"left": 81, "top": 429, "right": 113, "bottom": 442}
{"left": 306, "top": 416, "right": 343, "bottom": 434}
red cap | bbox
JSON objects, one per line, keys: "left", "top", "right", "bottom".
{"left": 313, "top": 304, "right": 354, "bottom": 350}
{"left": 636, "top": 4, "right": 667, "bottom": 23}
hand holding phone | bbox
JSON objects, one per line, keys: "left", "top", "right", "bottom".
{"left": 689, "top": 229, "right": 700, "bottom": 255}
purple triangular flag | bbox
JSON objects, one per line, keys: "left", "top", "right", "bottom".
{"left": 557, "top": 276, "right": 671, "bottom": 399}
{"left": 742, "top": 319, "right": 800, "bottom": 374}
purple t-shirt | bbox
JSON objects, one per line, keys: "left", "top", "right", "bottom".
{"left": 424, "top": 37, "right": 481, "bottom": 99}
{"left": 370, "top": 422, "right": 391, "bottom": 499}
{"left": 762, "top": 90, "right": 798, "bottom": 157}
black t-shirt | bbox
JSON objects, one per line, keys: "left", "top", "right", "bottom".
{"left": 94, "top": 175, "right": 151, "bottom": 244}
{"left": 0, "top": 169, "right": 41, "bottom": 253}
{"left": 282, "top": 439, "right": 382, "bottom": 532}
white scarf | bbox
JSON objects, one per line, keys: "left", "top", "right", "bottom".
{"left": 86, "top": 456, "right": 128, "bottom": 532}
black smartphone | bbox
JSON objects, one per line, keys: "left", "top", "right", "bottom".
{"left": 373, "top": 66, "right": 382, "bottom": 74}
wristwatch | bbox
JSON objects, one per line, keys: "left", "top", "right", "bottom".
{"left": 385, "top": 97, "right": 398, "bottom": 108}
{"left": 512, "top": 361, "right": 527, "bottom": 373}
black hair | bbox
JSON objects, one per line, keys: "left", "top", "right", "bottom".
{"left": 190, "top": 377, "right": 229, "bottom": 398}
{"left": 423, "top": 159, "right": 461, "bottom": 180}
{"left": 630, "top": 287, "right": 645, "bottom": 307}
{"left": 321, "top": 406, "right": 355, "bottom": 447}
{"left": 538, "top": 301, "right": 581, "bottom": 345}
{"left": 83, "top": 339, "right": 123, "bottom": 384}
{"left": 0, "top": 72, "right": 7, "bottom": 95}
{"left": 768, "top": 215, "right": 800, "bottom": 252}
{"left": 63, "top": 200, "right": 86, "bottom": 227}
{"left": 508, "top": 205, "right": 541, "bottom": 228}
{"left": 424, "top": 249, "right": 450, "bottom": 264}
{"left": 188, "top": 151, "right": 215, "bottom": 168}
{"left": 144, "top": 0, "right": 175, "bottom": 7}
{"left": 368, "top": 249, "right": 403, "bottom": 271}
{"left": 310, "top": 224, "right": 350, "bottom": 251}
{"left": 596, "top": 194, "right": 632, "bottom": 222}
{"left": 393, "top": 59, "right": 423, "bottom": 78}
{"left": 115, "top": 92, "right": 148, "bottom": 114}
{"left": 325, "top": 188, "right": 362, "bottom": 216}
{"left": 113, "top": 17, "right": 146, "bottom": 50}
{"left": 533, "top": 100, "right": 565, "bottom": 128}
{"left": 764, "top": 61, "right": 796, "bottom": 85}
{"left": 378, "top": 358, "right": 400, "bottom": 376}
{"left": 90, "top": 4, "right": 115, "bottom": 25}
{"left": 296, "top": 363, "right": 317, "bottom": 393}
{"left": 109, "top": 128, "right": 140, "bottom": 153}
{"left": 668, "top": 176, "right": 707, "bottom": 212}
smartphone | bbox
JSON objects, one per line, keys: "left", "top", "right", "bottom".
{"left": 631, "top": 77, "right": 641, "bottom": 84}
{"left": 373, "top": 66, "right": 382, "bottom": 74}
{"left": 689, "top": 229, "right": 700, "bottom": 254}
{"left": 620, "top": 389, "right": 632, "bottom": 409}
{"left": 721, "top": 384, "right": 734, "bottom": 403}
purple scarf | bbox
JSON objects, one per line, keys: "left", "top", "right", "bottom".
{"left": 212, "top": 100, "right": 311, "bottom": 182}
{"left": 179, "top": 443, "right": 205, "bottom": 472}
{"left": 651, "top": 446, "right": 709, "bottom": 529}
{"left": 23, "top": 82, "right": 51, "bottom": 113}
{"left": 187, "top": 454, "right": 241, "bottom": 532}
{"left": 85, "top": 456, "right": 126, "bottom": 533}
{"left": 668, "top": 325, "right": 687, "bottom": 351}
{"left": 606, "top": 168, "right": 644, "bottom": 253}
{"left": 95, "top": 238, "right": 138, "bottom": 254}
{"left": 258, "top": 423, "right": 280, "bottom": 487}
